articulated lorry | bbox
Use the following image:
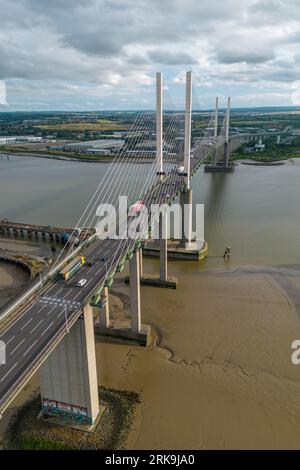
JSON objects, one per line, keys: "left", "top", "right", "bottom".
{"left": 59, "top": 256, "right": 85, "bottom": 281}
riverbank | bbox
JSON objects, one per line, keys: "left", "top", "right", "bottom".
{"left": 1, "top": 149, "right": 115, "bottom": 163}
{"left": 0, "top": 150, "right": 155, "bottom": 164}
{"left": 3, "top": 387, "right": 141, "bottom": 450}
{"left": 95, "top": 262, "right": 300, "bottom": 449}
{"left": 2, "top": 259, "right": 300, "bottom": 449}
{"left": 0, "top": 262, "right": 29, "bottom": 308}
{"left": 0, "top": 248, "right": 48, "bottom": 309}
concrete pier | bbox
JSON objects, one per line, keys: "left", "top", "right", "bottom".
{"left": 98, "top": 287, "right": 110, "bottom": 328}
{"left": 159, "top": 212, "right": 168, "bottom": 281}
{"left": 130, "top": 250, "right": 141, "bottom": 333}
{"left": 39, "top": 304, "right": 101, "bottom": 428}
{"left": 180, "top": 187, "right": 193, "bottom": 248}
{"left": 131, "top": 214, "right": 178, "bottom": 289}
{"left": 142, "top": 239, "right": 208, "bottom": 261}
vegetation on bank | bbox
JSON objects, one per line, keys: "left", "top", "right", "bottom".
{"left": 0, "top": 145, "right": 116, "bottom": 161}
{"left": 3, "top": 387, "right": 141, "bottom": 450}
{"left": 232, "top": 137, "right": 300, "bottom": 162}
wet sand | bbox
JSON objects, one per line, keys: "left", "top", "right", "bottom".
{"left": 95, "top": 259, "right": 300, "bottom": 449}
{"left": 0, "top": 237, "right": 54, "bottom": 258}
{"left": 2, "top": 258, "right": 300, "bottom": 448}
{"left": 0, "top": 262, "right": 29, "bottom": 308}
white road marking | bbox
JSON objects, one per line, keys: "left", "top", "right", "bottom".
{"left": 73, "top": 279, "right": 93, "bottom": 300}
{"left": 0, "top": 335, "right": 15, "bottom": 349}
{"left": 47, "top": 305, "right": 59, "bottom": 316}
{"left": 10, "top": 339, "right": 26, "bottom": 355}
{"left": 30, "top": 319, "right": 44, "bottom": 334}
{"left": 42, "top": 321, "right": 54, "bottom": 336}
{"left": 23, "top": 340, "right": 38, "bottom": 357}
{"left": 0, "top": 362, "right": 18, "bottom": 382}
{"left": 20, "top": 317, "right": 33, "bottom": 330}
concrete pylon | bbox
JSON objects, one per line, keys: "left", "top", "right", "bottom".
{"left": 129, "top": 250, "right": 141, "bottom": 333}
{"left": 139, "top": 247, "right": 143, "bottom": 278}
{"left": 224, "top": 96, "right": 231, "bottom": 166}
{"left": 39, "top": 304, "right": 100, "bottom": 426}
{"left": 156, "top": 72, "right": 164, "bottom": 179}
{"left": 180, "top": 70, "right": 193, "bottom": 247}
{"left": 214, "top": 96, "right": 219, "bottom": 139}
{"left": 159, "top": 212, "right": 168, "bottom": 281}
{"left": 184, "top": 70, "right": 192, "bottom": 189}
{"left": 180, "top": 187, "right": 193, "bottom": 248}
{"left": 213, "top": 96, "right": 219, "bottom": 165}
{"left": 99, "top": 286, "right": 109, "bottom": 328}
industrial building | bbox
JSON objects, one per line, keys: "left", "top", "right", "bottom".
{"left": 0, "top": 136, "right": 43, "bottom": 145}
{"left": 51, "top": 139, "right": 124, "bottom": 155}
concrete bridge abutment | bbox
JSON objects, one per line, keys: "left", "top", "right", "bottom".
{"left": 39, "top": 304, "right": 101, "bottom": 429}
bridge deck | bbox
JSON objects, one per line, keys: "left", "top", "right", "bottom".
{"left": 0, "top": 144, "right": 212, "bottom": 413}
{"left": 0, "top": 220, "right": 95, "bottom": 237}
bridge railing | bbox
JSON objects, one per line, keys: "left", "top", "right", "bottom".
{"left": 0, "top": 234, "right": 97, "bottom": 326}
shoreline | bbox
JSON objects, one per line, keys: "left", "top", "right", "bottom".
{"left": 3, "top": 151, "right": 299, "bottom": 166}
{"left": 0, "top": 151, "right": 155, "bottom": 164}
{"left": 2, "top": 261, "right": 300, "bottom": 448}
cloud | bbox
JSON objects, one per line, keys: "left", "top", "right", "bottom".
{"left": 216, "top": 48, "right": 275, "bottom": 64}
{"left": 148, "top": 50, "right": 197, "bottom": 66}
{"left": 0, "top": 0, "right": 300, "bottom": 109}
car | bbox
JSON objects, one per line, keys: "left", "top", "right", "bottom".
{"left": 110, "top": 235, "right": 119, "bottom": 240}
{"left": 77, "top": 278, "right": 87, "bottom": 287}
{"left": 129, "top": 200, "right": 145, "bottom": 214}
{"left": 87, "top": 260, "right": 96, "bottom": 267}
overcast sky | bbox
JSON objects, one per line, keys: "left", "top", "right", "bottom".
{"left": 1, "top": 0, "right": 300, "bottom": 111}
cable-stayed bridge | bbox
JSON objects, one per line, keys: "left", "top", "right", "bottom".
{"left": 0, "top": 71, "right": 276, "bottom": 426}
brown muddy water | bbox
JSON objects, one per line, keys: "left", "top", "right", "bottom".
{"left": 1, "top": 156, "right": 300, "bottom": 448}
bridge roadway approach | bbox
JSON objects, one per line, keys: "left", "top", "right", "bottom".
{"left": 0, "top": 143, "right": 214, "bottom": 414}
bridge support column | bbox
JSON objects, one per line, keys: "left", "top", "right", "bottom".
{"left": 205, "top": 96, "right": 235, "bottom": 172}
{"left": 98, "top": 287, "right": 110, "bottom": 328}
{"left": 224, "top": 96, "right": 231, "bottom": 167}
{"left": 39, "top": 304, "right": 101, "bottom": 428}
{"left": 130, "top": 250, "right": 141, "bottom": 333}
{"left": 139, "top": 248, "right": 143, "bottom": 278}
{"left": 180, "top": 187, "right": 193, "bottom": 248}
{"left": 137, "top": 212, "right": 178, "bottom": 289}
{"left": 159, "top": 212, "right": 168, "bottom": 281}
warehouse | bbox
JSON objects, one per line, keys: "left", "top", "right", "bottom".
{"left": 62, "top": 139, "right": 124, "bottom": 154}
{"left": 0, "top": 136, "right": 43, "bottom": 145}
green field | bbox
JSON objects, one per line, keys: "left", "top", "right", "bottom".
{"left": 35, "top": 119, "right": 130, "bottom": 132}
{"left": 233, "top": 137, "right": 300, "bottom": 162}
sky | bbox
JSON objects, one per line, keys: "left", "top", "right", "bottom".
{"left": 1, "top": 0, "right": 300, "bottom": 111}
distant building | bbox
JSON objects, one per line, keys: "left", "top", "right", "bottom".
{"left": 244, "top": 143, "right": 265, "bottom": 153}
{"left": 61, "top": 139, "right": 124, "bottom": 154}
{"left": 0, "top": 137, "right": 17, "bottom": 145}
{"left": 254, "top": 143, "right": 265, "bottom": 152}
{"left": 0, "top": 136, "right": 43, "bottom": 145}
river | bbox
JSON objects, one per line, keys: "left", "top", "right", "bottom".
{"left": 1, "top": 154, "right": 300, "bottom": 449}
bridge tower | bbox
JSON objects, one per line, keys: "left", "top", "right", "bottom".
{"left": 205, "top": 96, "right": 235, "bottom": 172}
{"left": 39, "top": 304, "right": 101, "bottom": 428}
{"left": 212, "top": 96, "right": 219, "bottom": 166}
{"left": 180, "top": 70, "right": 193, "bottom": 248}
{"left": 142, "top": 70, "right": 207, "bottom": 262}
{"left": 156, "top": 72, "right": 165, "bottom": 180}
{"left": 140, "top": 72, "right": 178, "bottom": 288}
